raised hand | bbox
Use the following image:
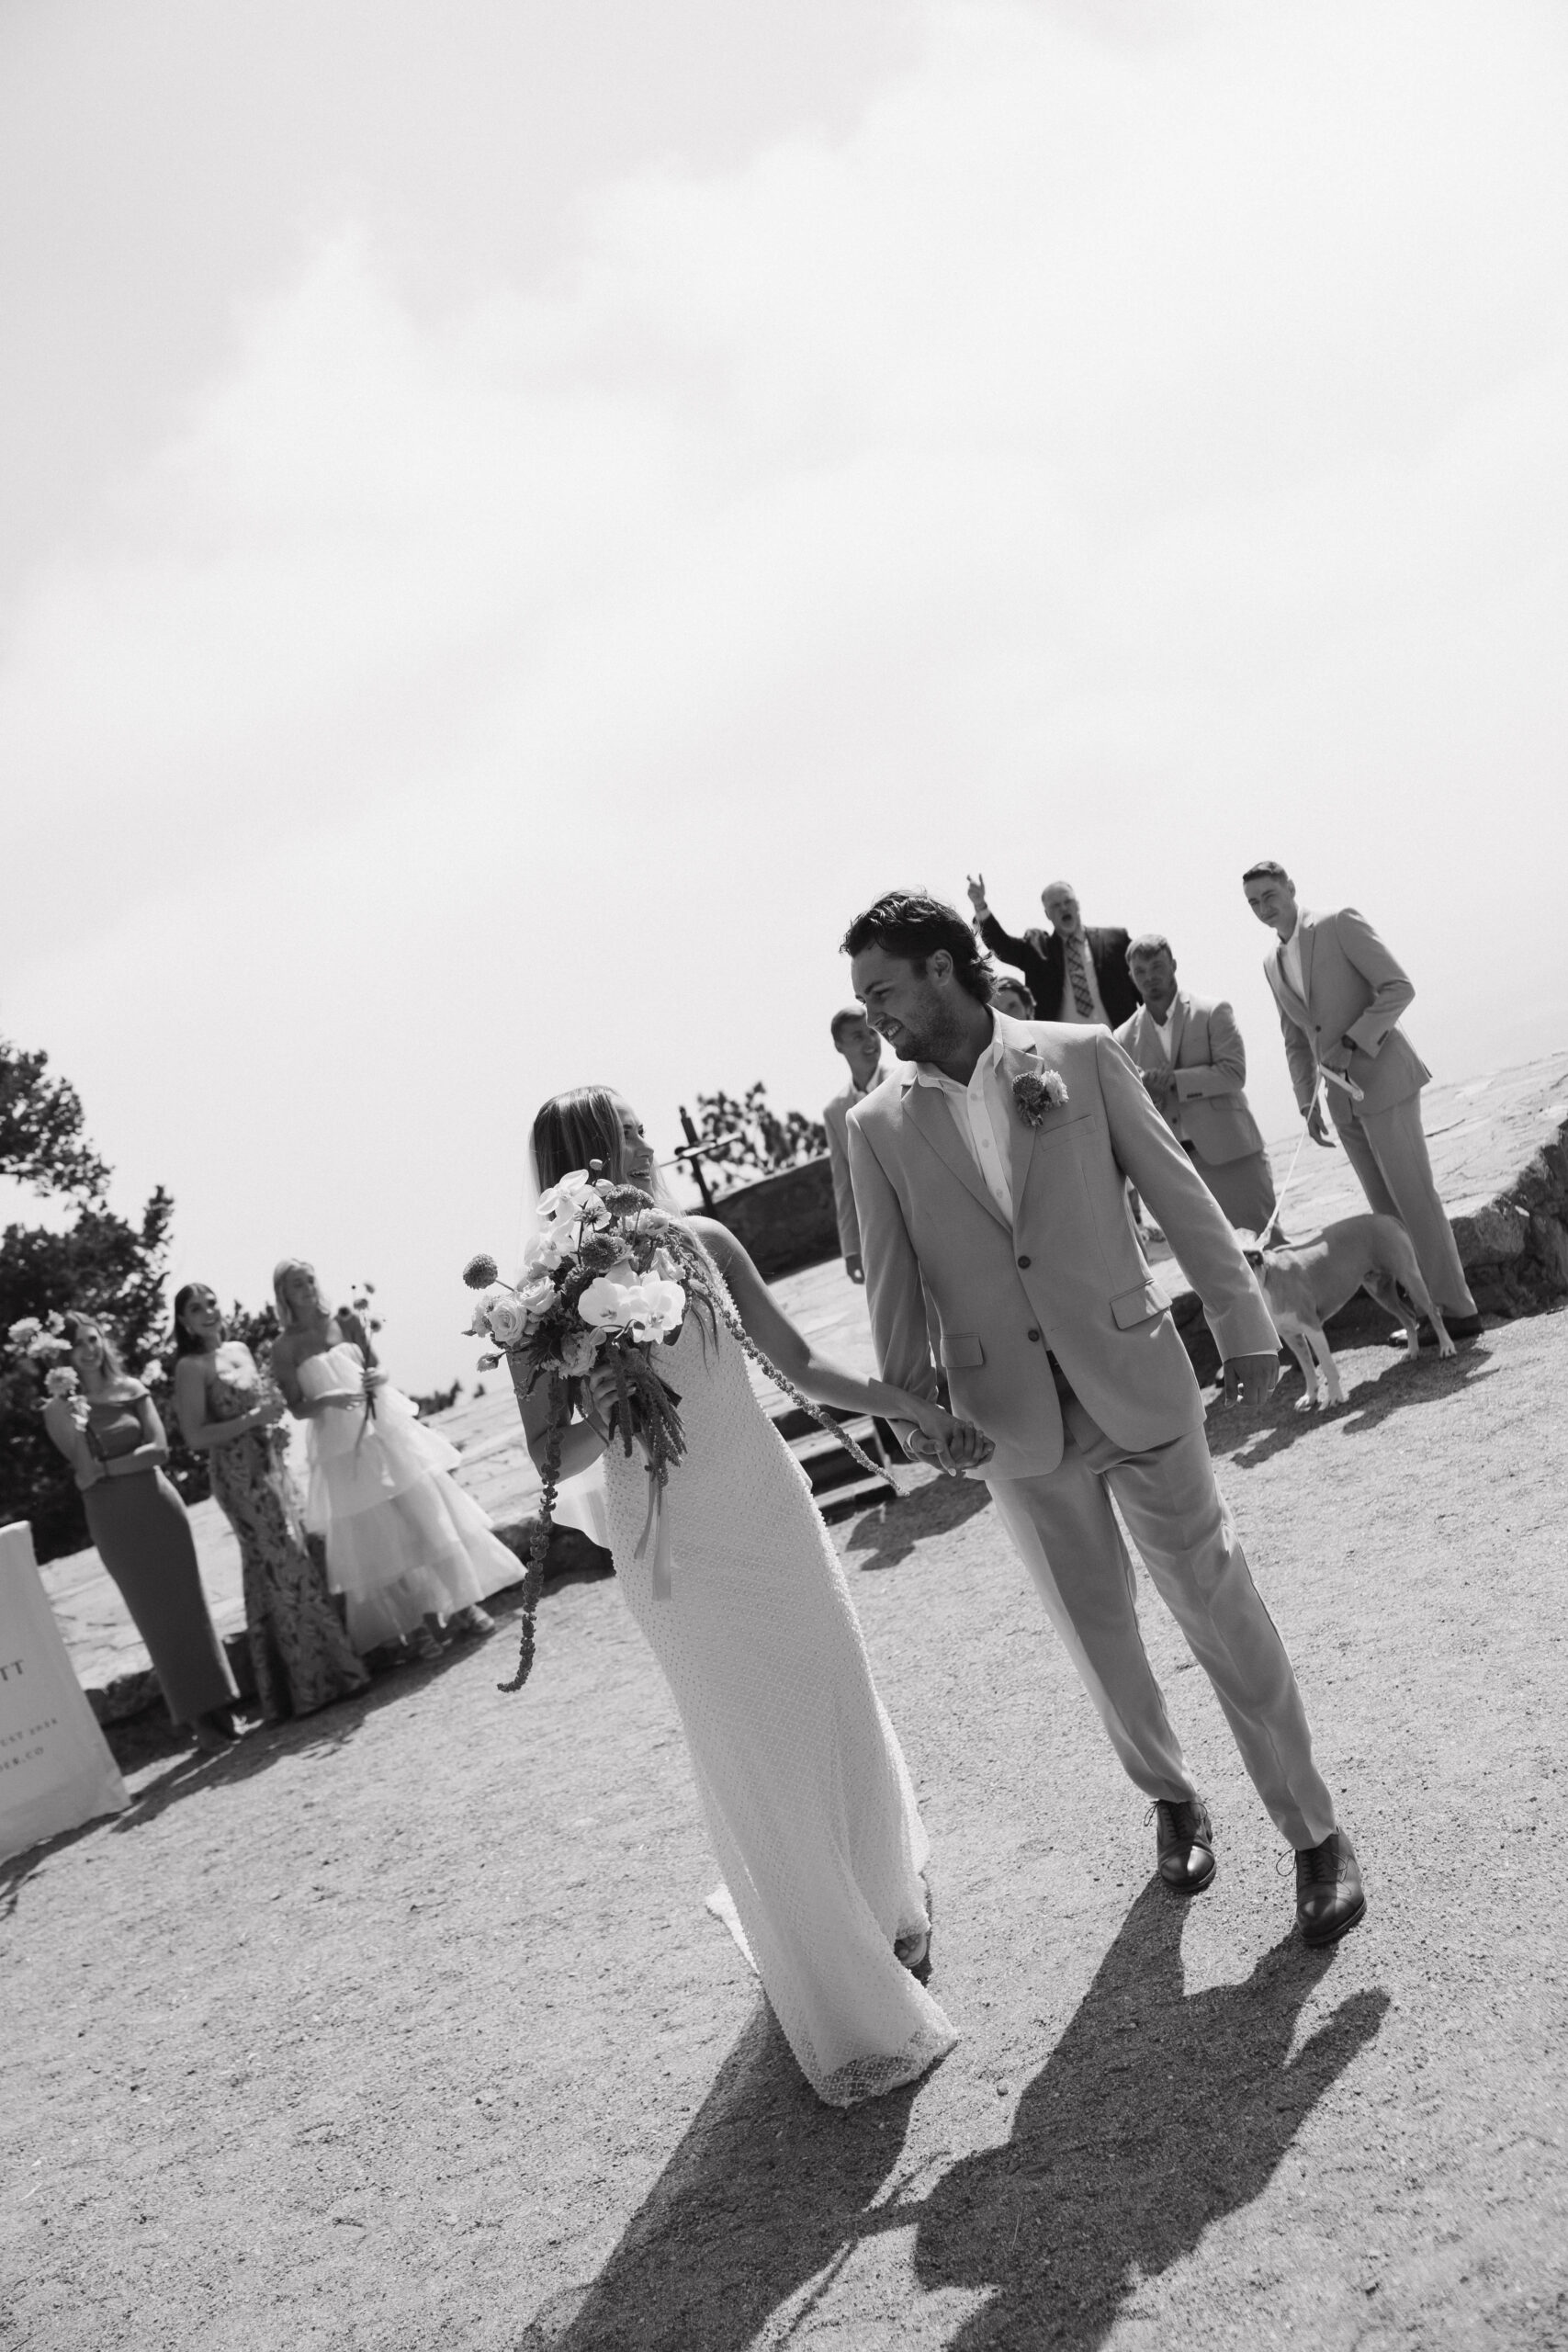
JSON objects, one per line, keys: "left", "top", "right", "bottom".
{"left": 965, "top": 872, "right": 988, "bottom": 916}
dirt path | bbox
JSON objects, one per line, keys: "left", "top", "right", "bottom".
{"left": 4, "top": 1311, "right": 1566, "bottom": 2350}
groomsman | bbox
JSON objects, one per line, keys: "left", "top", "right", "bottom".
{"left": 1243, "top": 862, "right": 1481, "bottom": 1340}
{"left": 842, "top": 890, "right": 1363, "bottom": 1949}
{"left": 1115, "top": 934, "right": 1278, "bottom": 1237}
{"left": 966, "top": 873, "right": 1140, "bottom": 1031}
{"left": 823, "top": 1008, "right": 895, "bottom": 1283}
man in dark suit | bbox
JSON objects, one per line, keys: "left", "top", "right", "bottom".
{"left": 965, "top": 873, "right": 1140, "bottom": 1030}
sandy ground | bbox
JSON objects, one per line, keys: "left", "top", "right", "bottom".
{"left": 4, "top": 1308, "right": 1566, "bottom": 2351}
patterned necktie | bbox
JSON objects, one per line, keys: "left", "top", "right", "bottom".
{"left": 1064, "top": 935, "right": 1095, "bottom": 1017}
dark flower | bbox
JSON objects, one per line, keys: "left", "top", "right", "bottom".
{"left": 462, "top": 1252, "right": 500, "bottom": 1290}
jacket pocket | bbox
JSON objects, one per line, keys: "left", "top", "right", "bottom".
{"left": 940, "top": 1332, "right": 986, "bottom": 1368}
{"left": 1110, "top": 1280, "right": 1165, "bottom": 1331}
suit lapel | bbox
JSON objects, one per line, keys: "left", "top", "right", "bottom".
{"left": 1000, "top": 1033, "right": 1041, "bottom": 1225}
{"left": 1167, "top": 992, "right": 1189, "bottom": 1065}
{"left": 1298, "top": 912, "right": 1317, "bottom": 1011}
{"left": 1270, "top": 938, "right": 1309, "bottom": 1026}
{"left": 902, "top": 1078, "right": 1011, "bottom": 1230}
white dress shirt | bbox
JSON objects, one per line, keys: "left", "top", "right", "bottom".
{"left": 1280, "top": 915, "right": 1310, "bottom": 1003}
{"left": 913, "top": 1015, "right": 1015, "bottom": 1220}
{"left": 1148, "top": 1009, "right": 1174, "bottom": 1063}
{"left": 1058, "top": 934, "right": 1110, "bottom": 1027}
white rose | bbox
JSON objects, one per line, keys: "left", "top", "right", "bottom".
{"left": 7, "top": 1317, "right": 42, "bottom": 1349}
{"left": 467, "top": 1283, "right": 507, "bottom": 1337}
{"left": 487, "top": 1295, "right": 529, "bottom": 1348}
{"left": 560, "top": 1327, "right": 602, "bottom": 1377}
{"left": 515, "top": 1274, "right": 557, "bottom": 1322}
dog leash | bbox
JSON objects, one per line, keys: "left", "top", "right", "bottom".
{"left": 1256, "top": 1075, "right": 1325, "bottom": 1249}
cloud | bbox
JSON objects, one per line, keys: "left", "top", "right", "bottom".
{"left": 4, "top": 0, "right": 1566, "bottom": 1377}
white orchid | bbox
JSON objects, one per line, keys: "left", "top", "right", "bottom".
{"left": 578, "top": 1273, "right": 686, "bottom": 1344}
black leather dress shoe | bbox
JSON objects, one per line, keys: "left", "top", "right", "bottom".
{"left": 1295, "top": 1828, "right": 1366, "bottom": 1946}
{"left": 1153, "top": 1797, "right": 1216, "bottom": 1894}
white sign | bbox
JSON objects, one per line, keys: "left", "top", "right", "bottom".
{"left": 0, "top": 1520, "right": 128, "bottom": 1861}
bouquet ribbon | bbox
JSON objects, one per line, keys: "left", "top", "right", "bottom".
{"left": 633, "top": 1472, "right": 675, "bottom": 1601}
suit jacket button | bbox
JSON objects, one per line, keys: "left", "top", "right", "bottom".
{"left": 1017, "top": 1253, "right": 1032, "bottom": 1269}
{"left": 1026, "top": 1329, "right": 1041, "bottom": 1342}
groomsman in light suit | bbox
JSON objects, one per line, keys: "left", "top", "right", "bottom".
{"left": 1243, "top": 861, "right": 1481, "bottom": 1340}
{"left": 823, "top": 1008, "right": 896, "bottom": 1283}
{"left": 1114, "top": 934, "right": 1278, "bottom": 1238}
{"left": 841, "top": 890, "right": 1363, "bottom": 1948}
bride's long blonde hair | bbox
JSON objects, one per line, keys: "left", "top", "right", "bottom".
{"left": 529, "top": 1087, "right": 677, "bottom": 1210}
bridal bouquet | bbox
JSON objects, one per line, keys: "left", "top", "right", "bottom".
{"left": 463, "top": 1168, "right": 886, "bottom": 1692}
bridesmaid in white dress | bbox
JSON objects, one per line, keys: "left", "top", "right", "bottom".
{"left": 518, "top": 1087, "right": 992, "bottom": 2108}
{"left": 270, "top": 1261, "right": 510, "bottom": 1661}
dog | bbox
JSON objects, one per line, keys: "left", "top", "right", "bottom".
{"left": 1243, "top": 1213, "right": 1455, "bottom": 1409}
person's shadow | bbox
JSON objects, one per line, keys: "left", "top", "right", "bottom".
{"left": 871, "top": 1879, "right": 1390, "bottom": 2346}
{"left": 514, "top": 2007, "right": 926, "bottom": 2350}
{"left": 514, "top": 1882, "right": 1386, "bottom": 2351}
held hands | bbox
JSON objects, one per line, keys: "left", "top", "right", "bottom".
{"left": 906, "top": 1405, "right": 994, "bottom": 1476}
{"left": 1222, "top": 1351, "right": 1280, "bottom": 1413}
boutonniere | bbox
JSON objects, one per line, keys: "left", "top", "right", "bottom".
{"left": 1012, "top": 1069, "right": 1069, "bottom": 1126}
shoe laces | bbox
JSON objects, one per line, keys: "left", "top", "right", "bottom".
{"left": 1294, "top": 1833, "right": 1343, "bottom": 1884}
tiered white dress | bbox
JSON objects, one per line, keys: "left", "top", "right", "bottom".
{"left": 299, "top": 1342, "right": 514, "bottom": 1649}
{"left": 600, "top": 1299, "right": 958, "bottom": 2108}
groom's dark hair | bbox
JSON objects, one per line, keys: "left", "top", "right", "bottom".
{"left": 840, "top": 891, "right": 995, "bottom": 1006}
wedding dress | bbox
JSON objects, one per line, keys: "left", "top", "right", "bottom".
{"left": 600, "top": 1294, "right": 958, "bottom": 2107}
{"left": 299, "top": 1342, "right": 514, "bottom": 1648}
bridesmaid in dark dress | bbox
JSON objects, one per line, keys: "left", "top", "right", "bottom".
{"left": 41, "top": 1311, "right": 241, "bottom": 1755}
{"left": 171, "top": 1283, "right": 368, "bottom": 1723}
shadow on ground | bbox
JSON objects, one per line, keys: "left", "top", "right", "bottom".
{"left": 515, "top": 1883, "right": 1388, "bottom": 2352}
{"left": 1207, "top": 1333, "right": 1499, "bottom": 1467}
{"left": 843, "top": 1474, "right": 993, "bottom": 1573}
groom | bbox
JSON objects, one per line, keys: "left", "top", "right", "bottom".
{"left": 841, "top": 890, "right": 1363, "bottom": 1947}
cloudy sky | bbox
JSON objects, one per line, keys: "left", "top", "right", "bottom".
{"left": 4, "top": 0, "right": 1565, "bottom": 1387}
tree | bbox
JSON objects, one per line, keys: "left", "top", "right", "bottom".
{"left": 1, "top": 1034, "right": 175, "bottom": 1560}
{"left": 0, "top": 1040, "right": 109, "bottom": 1201}
{"left": 678, "top": 1083, "right": 829, "bottom": 1201}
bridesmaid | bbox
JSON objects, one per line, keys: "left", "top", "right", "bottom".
{"left": 41, "top": 1310, "right": 241, "bottom": 1755}
{"left": 171, "top": 1283, "right": 369, "bottom": 1723}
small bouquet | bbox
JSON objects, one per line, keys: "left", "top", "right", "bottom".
{"left": 6, "top": 1317, "right": 85, "bottom": 1422}
{"left": 1012, "top": 1069, "right": 1069, "bottom": 1127}
{"left": 464, "top": 1167, "right": 886, "bottom": 1692}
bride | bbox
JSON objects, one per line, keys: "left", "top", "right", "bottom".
{"left": 518, "top": 1085, "right": 993, "bottom": 2108}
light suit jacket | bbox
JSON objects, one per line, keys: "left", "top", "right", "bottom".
{"left": 848, "top": 1018, "right": 1278, "bottom": 1480}
{"left": 1113, "top": 992, "right": 1267, "bottom": 1167}
{"left": 823, "top": 1060, "right": 896, "bottom": 1259}
{"left": 1263, "top": 908, "right": 1428, "bottom": 1129}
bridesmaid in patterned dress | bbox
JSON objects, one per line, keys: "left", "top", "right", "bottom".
{"left": 172, "top": 1283, "right": 368, "bottom": 1722}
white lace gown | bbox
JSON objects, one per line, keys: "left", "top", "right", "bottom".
{"left": 299, "top": 1342, "right": 514, "bottom": 1648}
{"left": 599, "top": 1301, "right": 959, "bottom": 2108}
